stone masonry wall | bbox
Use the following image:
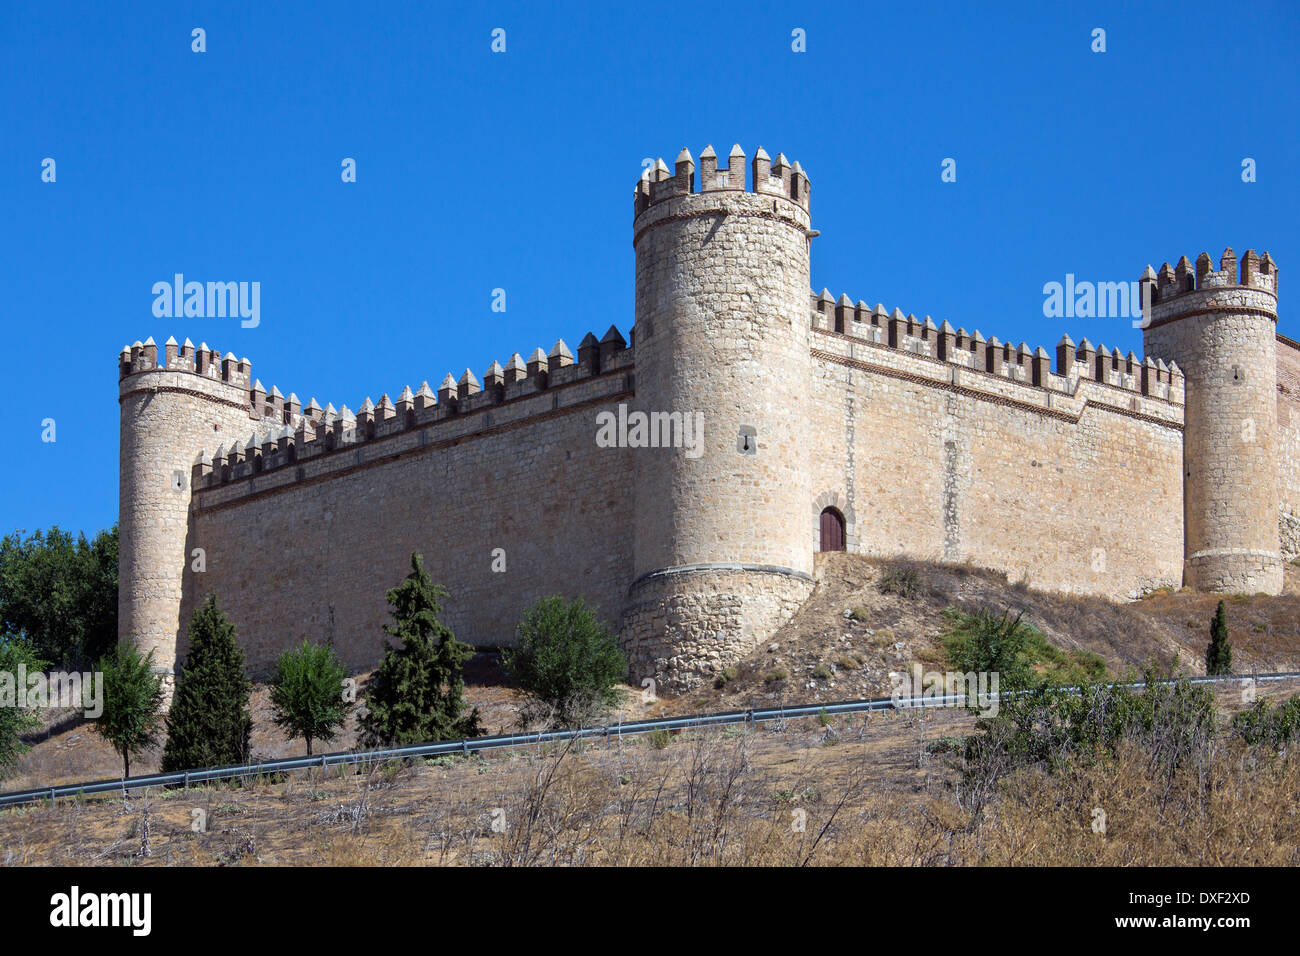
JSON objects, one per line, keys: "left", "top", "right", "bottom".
{"left": 184, "top": 381, "right": 634, "bottom": 677}
{"left": 807, "top": 328, "right": 1186, "bottom": 599}
{"left": 1278, "top": 335, "right": 1300, "bottom": 560}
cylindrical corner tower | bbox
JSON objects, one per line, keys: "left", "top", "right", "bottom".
{"left": 623, "top": 144, "right": 816, "bottom": 691}
{"left": 1142, "top": 247, "right": 1283, "bottom": 594}
{"left": 119, "top": 337, "right": 256, "bottom": 699}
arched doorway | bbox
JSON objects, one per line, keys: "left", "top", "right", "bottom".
{"left": 819, "top": 507, "right": 846, "bottom": 552}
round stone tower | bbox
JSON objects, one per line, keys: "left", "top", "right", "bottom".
{"left": 623, "top": 144, "right": 816, "bottom": 691}
{"left": 1141, "top": 248, "right": 1283, "bottom": 594}
{"left": 119, "top": 337, "right": 256, "bottom": 698}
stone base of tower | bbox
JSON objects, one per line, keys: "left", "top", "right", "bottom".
{"left": 1185, "top": 550, "right": 1284, "bottom": 595}
{"left": 621, "top": 565, "right": 814, "bottom": 694}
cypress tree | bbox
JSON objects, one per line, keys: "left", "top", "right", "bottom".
{"left": 359, "top": 553, "right": 480, "bottom": 747}
{"left": 1206, "top": 600, "right": 1233, "bottom": 677}
{"left": 161, "top": 595, "right": 253, "bottom": 771}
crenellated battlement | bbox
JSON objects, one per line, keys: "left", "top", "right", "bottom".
{"left": 634, "top": 143, "right": 811, "bottom": 218}
{"left": 809, "top": 289, "right": 1184, "bottom": 403}
{"left": 1143, "top": 248, "right": 1278, "bottom": 306}
{"left": 188, "top": 326, "right": 632, "bottom": 496}
{"left": 119, "top": 335, "right": 253, "bottom": 388}
{"left": 119, "top": 327, "right": 631, "bottom": 453}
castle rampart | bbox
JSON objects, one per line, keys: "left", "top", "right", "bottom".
{"left": 116, "top": 142, "right": 1295, "bottom": 697}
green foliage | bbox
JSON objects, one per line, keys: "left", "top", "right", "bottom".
{"left": 942, "top": 606, "right": 1107, "bottom": 692}
{"left": 647, "top": 728, "right": 672, "bottom": 750}
{"left": 941, "top": 607, "right": 1039, "bottom": 692}
{"left": 94, "top": 644, "right": 165, "bottom": 778}
{"left": 501, "top": 595, "right": 626, "bottom": 727}
{"left": 270, "top": 640, "right": 350, "bottom": 756}
{"left": 812, "top": 663, "right": 833, "bottom": 680}
{"left": 0, "top": 638, "right": 46, "bottom": 777}
{"left": 960, "top": 669, "right": 1218, "bottom": 792}
{"left": 0, "top": 525, "right": 118, "bottom": 670}
{"left": 1206, "top": 601, "right": 1233, "bottom": 676}
{"left": 161, "top": 595, "right": 253, "bottom": 772}
{"left": 713, "top": 665, "right": 738, "bottom": 689}
{"left": 1232, "top": 694, "right": 1300, "bottom": 747}
{"left": 359, "top": 553, "right": 481, "bottom": 747}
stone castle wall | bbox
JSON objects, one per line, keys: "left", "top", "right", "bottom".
{"left": 1278, "top": 335, "right": 1300, "bottom": 560}
{"left": 123, "top": 335, "right": 636, "bottom": 680}
{"left": 805, "top": 317, "right": 1185, "bottom": 600}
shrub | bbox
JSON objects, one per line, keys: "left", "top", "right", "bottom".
{"left": 764, "top": 668, "right": 789, "bottom": 685}
{"left": 1232, "top": 694, "right": 1300, "bottom": 747}
{"left": 942, "top": 606, "right": 1107, "bottom": 690}
{"left": 940, "top": 607, "right": 1039, "bottom": 692}
{"left": 161, "top": 595, "right": 253, "bottom": 772}
{"left": 501, "top": 595, "right": 626, "bottom": 727}
{"left": 958, "top": 669, "right": 1217, "bottom": 799}
{"left": 647, "top": 728, "right": 672, "bottom": 750}
{"left": 836, "top": 656, "right": 859, "bottom": 671}
{"left": 359, "top": 553, "right": 481, "bottom": 747}
{"left": 0, "top": 638, "right": 45, "bottom": 777}
{"left": 879, "top": 563, "right": 921, "bottom": 599}
{"left": 270, "top": 640, "right": 350, "bottom": 756}
{"left": 714, "top": 665, "right": 738, "bottom": 689}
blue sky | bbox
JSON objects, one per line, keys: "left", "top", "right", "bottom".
{"left": 1, "top": 0, "right": 1296, "bottom": 538}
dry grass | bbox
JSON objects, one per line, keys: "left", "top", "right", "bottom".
{"left": 5, "top": 680, "right": 1299, "bottom": 866}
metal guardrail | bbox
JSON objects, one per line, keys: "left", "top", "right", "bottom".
{"left": 2, "top": 670, "right": 1298, "bottom": 810}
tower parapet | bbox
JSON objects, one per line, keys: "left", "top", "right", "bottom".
{"left": 1142, "top": 248, "right": 1283, "bottom": 594}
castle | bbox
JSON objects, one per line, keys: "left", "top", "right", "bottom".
{"left": 118, "top": 143, "right": 1300, "bottom": 695}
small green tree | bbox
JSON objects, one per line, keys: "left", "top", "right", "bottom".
{"left": 358, "top": 553, "right": 480, "bottom": 747}
{"left": 502, "top": 595, "right": 627, "bottom": 727}
{"left": 270, "top": 640, "right": 349, "bottom": 756}
{"left": 1206, "top": 600, "right": 1233, "bottom": 676}
{"left": 161, "top": 595, "right": 253, "bottom": 772}
{"left": 0, "top": 638, "right": 45, "bottom": 778}
{"left": 94, "top": 644, "right": 165, "bottom": 778}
